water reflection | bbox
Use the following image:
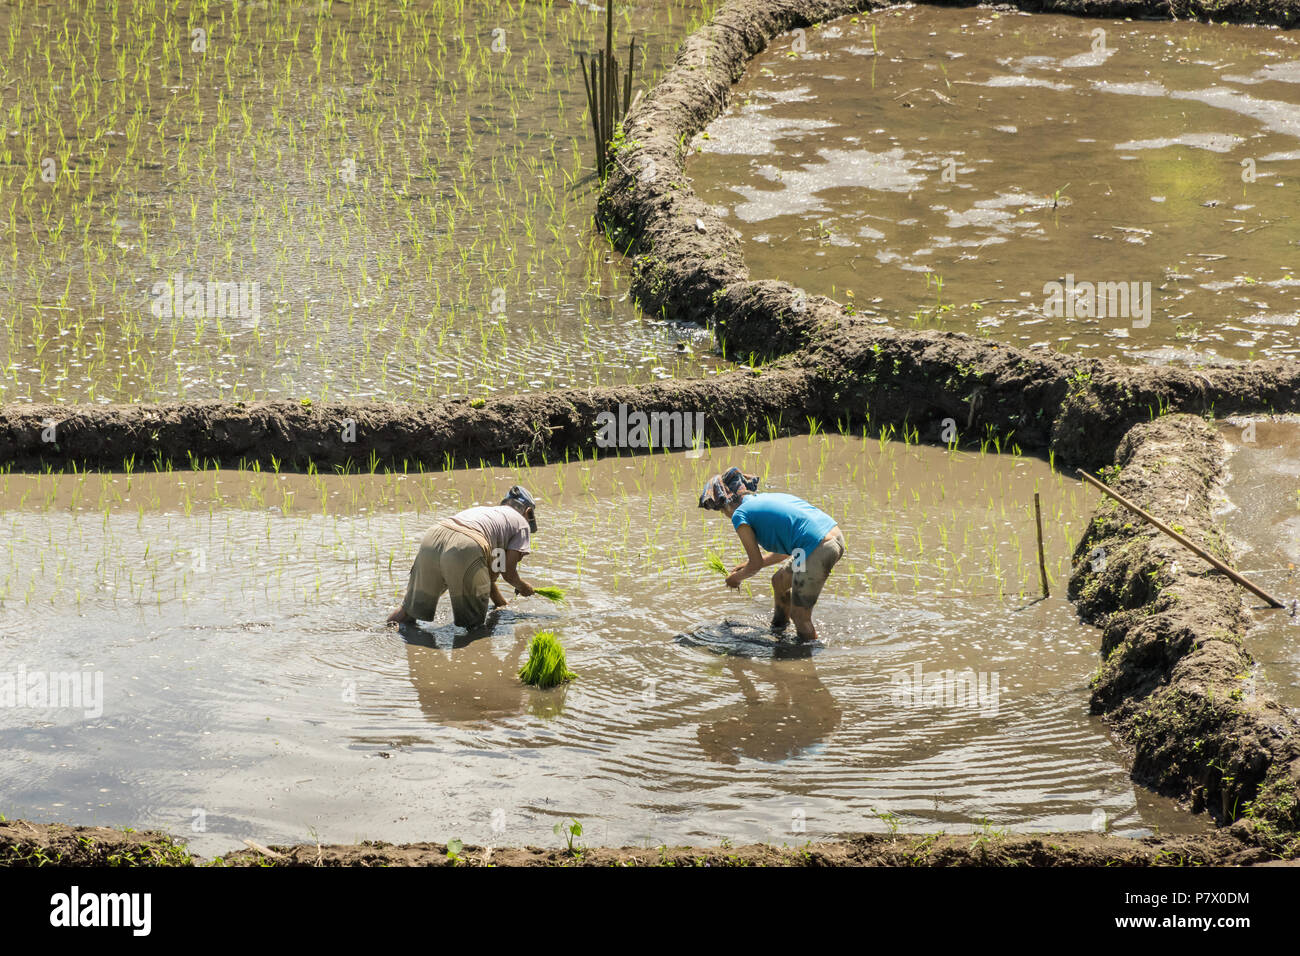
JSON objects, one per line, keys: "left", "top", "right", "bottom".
{"left": 400, "top": 614, "right": 558, "bottom": 725}
{"left": 695, "top": 657, "right": 843, "bottom": 765}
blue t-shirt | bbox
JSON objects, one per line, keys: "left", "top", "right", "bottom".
{"left": 731, "top": 493, "right": 836, "bottom": 560}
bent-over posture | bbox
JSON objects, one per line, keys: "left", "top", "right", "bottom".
{"left": 387, "top": 485, "right": 539, "bottom": 628}
{"left": 699, "top": 467, "right": 845, "bottom": 643}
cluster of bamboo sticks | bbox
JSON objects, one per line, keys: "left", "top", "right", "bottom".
{"left": 579, "top": 0, "right": 635, "bottom": 181}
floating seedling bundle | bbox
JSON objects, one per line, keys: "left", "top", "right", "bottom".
{"left": 519, "top": 631, "right": 577, "bottom": 689}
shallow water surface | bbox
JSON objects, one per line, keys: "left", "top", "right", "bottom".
{"left": 0, "top": 0, "right": 723, "bottom": 404}
{"left": 1219, "top": 418, "right": 1300, "bottom": 710}
{"left": 0, "top": 436, "right": 1205, "bottom": 854}
{"left": 690, "top": 5, "right": 1300, "bottom": 364}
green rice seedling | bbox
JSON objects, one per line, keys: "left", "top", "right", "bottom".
{"left": 704, "top": 551, "right": 727, "bottom": 575}
{"left": 533, "top": 585, "right": 566, "bottom": 603}
{"left": 518, "top": 631, "right": 576, "bottom": 689}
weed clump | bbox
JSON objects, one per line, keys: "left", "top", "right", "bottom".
{"left": 519, "top": 631, "right": 576, "bottom": 689}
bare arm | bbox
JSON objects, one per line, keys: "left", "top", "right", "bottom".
{"left": 503, "top": 549, "right": 533, "bottom": 596}
{"left": 725, "top": 524, "right": 788, "bottom": 588}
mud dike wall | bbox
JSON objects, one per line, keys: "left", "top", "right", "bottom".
{"left": 1070, "top": 415, "right": 1300, "bottom": 852}
{"left": 3, "top": 0, "right": 1299, "bottom": 850}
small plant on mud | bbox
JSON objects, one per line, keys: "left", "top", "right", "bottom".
{"left": 871, "top": 808, "right": 901, "bottom": 837}
{"left": 907, "top": 834, "right": 939, "bottom": 865}
{"left": 445, "top": 838, "right": 465, "bottom": 865}
{"left": 1148, "top": 395, "right": 1174, "bottom": 419}
{"left": 969, "top": 817, "right": 1007, "bottom": 858}
{"left": 554, "top": 818, "right": 584, "bottom": 856}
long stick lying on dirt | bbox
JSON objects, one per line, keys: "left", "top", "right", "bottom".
{"left": 1076, "top": 469, "right": 1285, "bottom": 608}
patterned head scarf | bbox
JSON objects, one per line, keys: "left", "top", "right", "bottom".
{"left": 698, "top": 467, "right": 759, "bottom": 510}
{"left": 502, "top": 485, "right": 538, "bottom": 532}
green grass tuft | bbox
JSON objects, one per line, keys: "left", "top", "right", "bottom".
{"left": 519, "top": 631, "right": 576, "bottom": 689}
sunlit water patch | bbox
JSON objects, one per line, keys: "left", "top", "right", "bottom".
{"left": 1219, "top": 418, "right": 1300, "bottom": 711}
{"left": 690, "top": 5, "right": 1300, "bottom": 364}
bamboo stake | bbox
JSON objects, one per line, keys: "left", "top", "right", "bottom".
{"left": 592, "top": 53, "right": 605, "bottom": 177}
{"left": 603, "top": 46, "right": 613, "bottom": 169}
{"left": 624, "top": 36, "right": 635, "bottom": 113}
{"left": 580, "top": 57, "right": 598, "bottom": 177}
{"left": 1077, "top": 469, "right": 1284, "bottom": 608}
{"left": 1034, "top": 491, "right": 1049, "bottom": 599}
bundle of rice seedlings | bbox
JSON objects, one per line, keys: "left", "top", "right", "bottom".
{"left": 533, "top": 586, "right": 566, "bottom": 603}
{"left": 704, "top": 552, "right": 727, "bottom": 575}
{"left": 518, "top": 631, "right": 576, "bottom": 689}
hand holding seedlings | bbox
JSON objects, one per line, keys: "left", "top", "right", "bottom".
{"left": 699, "top": 467, "right": 845, "bottom": 643}
{"left": 387, "top": 484, "right": 539, "bottom": 627}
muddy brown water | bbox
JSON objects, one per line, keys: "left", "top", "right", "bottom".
{"left": 1219, "top": 418, "right": 1300, "bottom": 711}
{"left": 689, "top": 5, "right": 1300, "bottom": 365}
{"left": 0, "top": 435, "right": 1205, "bottom": 855}
{"left": 0, "top": 0, "right": 723, "bottom": 405}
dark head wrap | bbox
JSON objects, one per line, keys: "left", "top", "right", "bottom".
{"left": 502, "top": 485, "right": 538, "bottom": 532}
{"left": 698, "top": 467, "right": 759, "bottom": 510}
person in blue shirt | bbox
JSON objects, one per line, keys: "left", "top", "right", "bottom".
{"left": 699, "top": 467, "right": 845, "bottom": 643}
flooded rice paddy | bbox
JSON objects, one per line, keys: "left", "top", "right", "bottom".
{"left": 690, "top": 5, "right": 1300, "bottom": 365}
{"left": 0, "top": 0, "right": 723, "bottom": 404}
{"left": 1219, "top": 418, "right": 1300, "bottom": 711}
{"left": 0, "top": 435, "right": 1206, "bottom": 855}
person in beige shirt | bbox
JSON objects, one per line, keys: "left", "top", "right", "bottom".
{"left": 387, "top": 485, "right": 539, "bottom": 629}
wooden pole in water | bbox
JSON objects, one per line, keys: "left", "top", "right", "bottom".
{"left": 1076, "top": 469, "right": 1285, "bottom": 608}
{"left": 604, "top": 0, "right": 615, "bottom": 176}
{"left": 1034, "top": 492, "right": 1049, "bottom": 599}
{"left": 624, "top": 36, "right": 636, "bottom": 114}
